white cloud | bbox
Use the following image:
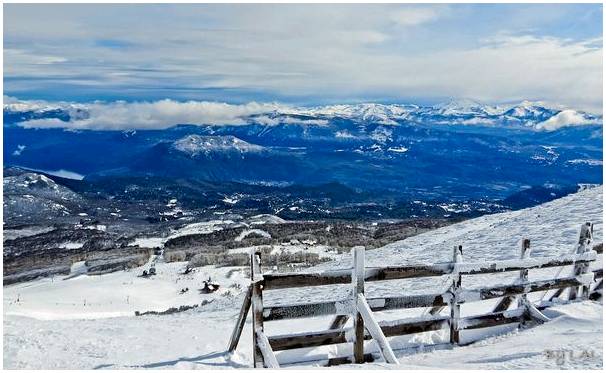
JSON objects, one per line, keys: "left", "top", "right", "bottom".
{"left": 4, "top": 48, "right": 67, "bottom": 66}
{"left": 390, "top": 7, "right": 442, "bottom": 27}
{"left": 251, "top": 115, "right": 329, "bottom": 126}
{"left": 16, "top": 99, "right": 290, "bottom": 130}
{"left": 534, "top": 109, "right": 600, "bottom": 131}
{"left": 3, "top": 4, "right": 602, "bottom": 114}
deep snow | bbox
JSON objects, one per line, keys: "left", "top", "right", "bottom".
{"left": 3, "top": 186, "right": 603, "bottom": 369}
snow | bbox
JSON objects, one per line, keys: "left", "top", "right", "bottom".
{"left": 131, "top": 237, "right": 165, "bottom": 248}
{"left": 335, "top": 130, "right": 356, "bottom": 139}
{"left": 228, "top": 242, "right": 337, "bottom": 260}
{"left": 387, "top": 146, "right": 409, "bottom": 153}
{"left": 364, "top": 186, "right": 602, "bottom": 268}
{"left": 567, "top": 159, "right": 603, "bottom": 166}
{"left": 3, "top": 97, "right": 87, "bottom": 114}
{"left": 234, "top": 229, "right": 271, "bottom": 242}
{"left": 3, "top": 187, "right": 603, "bottom": 369}
{"left": 433, "top": 98, "right": 496, "bottom": 116}
{"left": 4, "top": 262, "right": 250, "bottom": 320}
{"left": 56, "top": 242, "right": 85, "bottom": 249}
{"left": 170, "top": 220, "right": 237, "bottom": 239}
{"left": 271, "top": 186, "right": 603, "bottom": 309}
{"left": 3, "top": 226, "right": 55, "bottom": 241}
{"left": 81, "top": 224, "right": 106, "bottom": 232}
{"left": 173, "top": 134, "right": 263, "bottom": 156}
{"left": 393, "top": 301, "right": 602, "bottom": 369}
{"left": 5, "top": 301, "right": 599, "bottom": 369}
{"left": 248, "top": 214, "right": 285, "bottom": 225}
{"left": 255, "top": 328, "right": 280, "bottom": 368}
{"left": 65, "top": 261, "right": 88, "bottom": 279}
{"left": 222, "top": 196, "right": 239, "bottom": 204}
{"left": 455, "top": 251, "right": 597, "bottom": 274}
{"left": 131, "top": 219, "right": 238, "bottom": 248}
{"left": 459, "top": 117, "right": 495, "bottom": 125}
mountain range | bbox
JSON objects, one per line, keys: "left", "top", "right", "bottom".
{"left": 3, "top": 98, "right": 603, "bottom": 202}
{"left": 4, "top": 98, "right": 601, "bottom": 131}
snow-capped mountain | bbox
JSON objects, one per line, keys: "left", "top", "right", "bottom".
{"left": 245, "top": 99, "right": 600, "bottom": 131}
{"left": 3, "top": 168, "right": 84, "bottom": 224}
{"left": 262, "top": 99, "right": 594, "bottom": 129}
{"left": 3, "top": 97, "right": 601, "bottom": 132}
{"left": 291, "top": 103, "right": 416, "bottom": 125}
{"left": 431, "top": 98, "right": 503, "bottom": 116}
{"left": 173, "top": 134, "right": 264, "bottom": 156}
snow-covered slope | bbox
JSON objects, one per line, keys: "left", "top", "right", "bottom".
{"left": 266, "top": 186, "right": 602, "bottom": 307}
{"left": 3, "top": 187, "right": 603, "bottom": 369}
{"left": 3, "top": 170, "right": 83, "bottom": 223}
{"left": 387, "top": 301, "right": 602, "bottom": 369}
{"left": 371, "top": 185, "right": 603, "bottom": 265}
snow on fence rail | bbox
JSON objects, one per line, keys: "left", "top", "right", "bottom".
{"left": 228, "top": 222, "right": 602, "bottom": 368}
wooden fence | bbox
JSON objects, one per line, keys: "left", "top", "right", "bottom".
{"left": 228, "top": 222, "right": 602, "bottom": 368}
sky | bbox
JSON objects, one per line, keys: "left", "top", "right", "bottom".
{"left": 3, "top": 3, "right": 604, "bottom": 114}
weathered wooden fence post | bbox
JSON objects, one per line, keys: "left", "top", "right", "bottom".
{"left": 228, "top": 284, "right": 253, "bottom": 352}
{"left": 250, "top": 250, "right": 265, "bottom": 368}
{"left": 356, "top": 294, "right": 399, "bottom": 365}
{"left": 450, "top": 245, "right": 462, "bottom": 345}
{"left": 518, "top": 239, "right": 531, "bottom": 309}
{"left": 352, "top": 246, "right": 365, "bottom": 364}
{"left": 570, "top": 222, "right": 593, "bottom": 300}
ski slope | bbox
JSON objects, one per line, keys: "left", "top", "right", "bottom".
{"left": 3, "top": 186, "right": 603, "bottom": 369}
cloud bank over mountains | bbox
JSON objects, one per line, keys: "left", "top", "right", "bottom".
{"left": 3, "top": 4, "right": 603, "bottom": 113}
{"left": 7, "top": 98, "right": 285, "bottom": 130}
{"left": 4, "top": 96, "right": 601, "bottom": 132}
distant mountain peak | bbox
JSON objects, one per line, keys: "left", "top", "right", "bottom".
{"left": 172, "top": 134, "right": 264, "bottom": 156}
{"left": 3, "top": 97, "right": 602, "bottom": 132}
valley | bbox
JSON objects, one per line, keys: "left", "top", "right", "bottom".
{"left": 4, "top": 163, "right": 588, "bottom": 286}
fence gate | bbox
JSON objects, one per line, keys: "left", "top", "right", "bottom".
{"left": 228, "top": 222, "right": 602, "bottom": 368}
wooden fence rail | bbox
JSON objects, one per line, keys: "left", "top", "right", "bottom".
{"left": 262, "top": 252, "right": 597, "bottom": 290}
{"left": 228, "top": 222, "right": 602, "bottom": 368}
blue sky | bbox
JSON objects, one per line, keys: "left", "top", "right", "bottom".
{"left": 3, "top": 3, "right": 603, "bottom": 112}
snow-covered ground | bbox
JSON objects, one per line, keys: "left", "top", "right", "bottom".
{"left": 3, "top": 187, "right": 603, "bottom": 369}
{"left": 354, "top": 301, "right": 601, "bottom": 370}
{"left": 2, "top": 226, "right": 55, "bottom": 241}
{"left": 4, "top": 263, "right": 250, "bottom": 320}
{"left": 130, "top": 214, "right": 286, "bottom": 249}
